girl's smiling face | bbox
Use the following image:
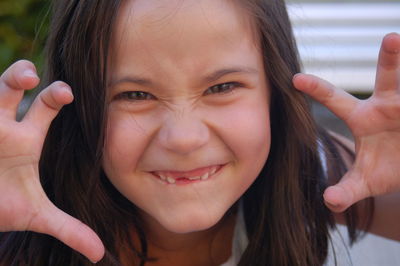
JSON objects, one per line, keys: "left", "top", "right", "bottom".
{"left": 103, "top": 0, "right": 271, "bottom": 234}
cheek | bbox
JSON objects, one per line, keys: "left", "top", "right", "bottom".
{"left": 204, "top": 98, "right": 271, "bottom": 188}
{"left": 103, "top": 111, "right": 152, "bottom": 174}
{"left": 231, "top": 105, "right": 270, "bottom": 186}
{"left": 231, "top": 105, "right": 270, "bottom": 160}
{"left": 207, "top": 98, "right": 270, "bottom": 160}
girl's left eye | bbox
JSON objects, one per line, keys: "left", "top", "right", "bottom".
{"left": 203, "top": 82, "right": 242, "bottom": 96}
{"left": 114, "top": 91, "right": 156, "bottom": 101}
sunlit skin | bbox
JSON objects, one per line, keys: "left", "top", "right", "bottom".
{"left": 102, "top": 0, "right": 270, "bottom": 263}
{"left": 0, "top": 0, "right": 399, "bottom": 264}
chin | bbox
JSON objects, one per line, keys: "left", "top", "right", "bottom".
{"left": 158, "top": 210, "right": 225, "bottom": 234}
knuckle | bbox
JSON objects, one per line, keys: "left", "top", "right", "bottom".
{"left": 324, "top": 86, "right": 335, "bottom": 99}
{"left": 39, "top": 89, "right": 59, "bottom": 111}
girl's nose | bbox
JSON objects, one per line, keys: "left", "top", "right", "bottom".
{"left": 157, "top": 114, "right": 210, "bottom": 155}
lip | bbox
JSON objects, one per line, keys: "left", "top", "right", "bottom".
{"left": 151, "top": 164, "right": 224, "bottom": 185}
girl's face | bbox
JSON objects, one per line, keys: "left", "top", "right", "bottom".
{"left": 103, "top": 0, "right": 270, "bottom": 234}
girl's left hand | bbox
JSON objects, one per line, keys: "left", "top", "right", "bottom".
{"left": 293, "top": 32, "right": 400, "bottom": 213}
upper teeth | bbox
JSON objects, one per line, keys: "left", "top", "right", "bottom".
{"left": 166, "top": 177, "right": 175, "bottom": 184}
{"left": 200, "top": 172, "right": 209, "bottom": 180}
{"left": 157, "top": 166, "right": 218, "bottom": 184}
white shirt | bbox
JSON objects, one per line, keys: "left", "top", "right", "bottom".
{"left": 220, "top": 203, "right": 400, "bottom": 266}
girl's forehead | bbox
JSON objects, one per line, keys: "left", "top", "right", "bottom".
{"left": 114, "top": 0, "right": 255, "bottom": 44}
{"left": 109, "top": 0, "right": 261, "bottom": 83}
{"left": 119, "top": 0, "right": 246, "bottom": 21}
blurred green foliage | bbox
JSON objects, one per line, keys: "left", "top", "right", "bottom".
{"left": 0, "top": 0, "right": 50, "bottom": 74}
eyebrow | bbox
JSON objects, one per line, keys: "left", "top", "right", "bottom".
{"left": 108, "top": 66, "right": 259, "bottom": 88}
{"left": 203, "top": 67, "right": 258, "bottom": 83}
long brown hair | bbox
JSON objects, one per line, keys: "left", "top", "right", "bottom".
{"left": 0, "top": 0, "right": 372, "bottom": 265}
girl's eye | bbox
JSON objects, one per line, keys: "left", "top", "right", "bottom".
{"left": 114, "top": 91, "right": 156, "bottom": 101}
{"left": 203, "top": 82, "right": 242, "bottom": 96}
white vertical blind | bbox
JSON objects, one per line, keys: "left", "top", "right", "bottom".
{"left": 288, "top": 3, "right": 400, "bottom": 93}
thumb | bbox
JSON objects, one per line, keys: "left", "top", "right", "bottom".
{"left": 323, "top": 172, "right": 370, "bottom": 213}
{"left": 30, "top": 202, "right": 105, "bottom": 263}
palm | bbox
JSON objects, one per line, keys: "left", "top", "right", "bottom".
{"left": 294, "top": 33, "right": 400, "bottom": 212}
{"left": 348, "top": 94, "right": 400, "bottom": 197}
{"left": 0, "top": 119, "right": 47, "bottom": 231}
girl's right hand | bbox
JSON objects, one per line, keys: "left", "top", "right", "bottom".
{"left": 0, "top": 60, "right": 104, "bottom": 263}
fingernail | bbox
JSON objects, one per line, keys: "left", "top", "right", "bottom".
{"left": 63, "top": 86, "right": 73, "bottom": 94}
{"left": 325, "top": 201, "right": 339, "bottom": 208}
{"left": 60, "top": 85, "right": 73, "bottom": 97}
{"left": 293, "top": 73, "right": 301, "bottom": 80}
{"left": 23, "top": 69, "right": 38, "bottom": 79}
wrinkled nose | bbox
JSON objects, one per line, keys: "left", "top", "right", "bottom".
{"left": 157, "top": 113, "right": 209, "bottom": 155}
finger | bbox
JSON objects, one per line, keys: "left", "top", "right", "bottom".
{"left": 31, "top": 203, "right": 105, "bottom": 263}
{"left": 0, "top": 60, "right": 40, "bottom": 119}
{"left": 374, "top": 33, "right": 400, "bottom": 96}
{"left": 293, "top": 73, "right": 358, "bottom": 122}
{"left": 22, "top": 81, "right": 74, "bottom": 136}
{"left": 323, "top": 172, "right": 370, "bottom": 213}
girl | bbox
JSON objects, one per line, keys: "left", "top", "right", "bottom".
{"left": 0, "top": 0, "right": 399, "bottom": 265}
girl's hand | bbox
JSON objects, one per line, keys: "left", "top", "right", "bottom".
{"left": 0, "top": 61, "right": 104, "bottom": 263}
{"left": 293, "top": 32, "right": 400, "bottom": 213}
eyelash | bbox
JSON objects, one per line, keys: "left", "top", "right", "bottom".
{"left": 203, "top": 82, "right": 242, "bottom": 96}
{"left": 114, "top": 91, "right": 156, "bottom": 101}
{"left": 114, "top": 82, "right": 242, "bottom": 101}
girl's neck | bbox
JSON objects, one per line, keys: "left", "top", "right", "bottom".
{"left": 125, "top": 207, "right": 238, "bottom": 266}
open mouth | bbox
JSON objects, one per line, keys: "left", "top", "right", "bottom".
{"left": 151, "top": 164, "right": 224, "bottom": 185}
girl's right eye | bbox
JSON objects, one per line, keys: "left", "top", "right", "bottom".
{"left": 114, "top": 91, "right": 156, "bottom": 101}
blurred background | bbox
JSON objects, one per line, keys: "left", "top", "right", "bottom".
{"left": 0, "top": 0, "right": 49, "bottom": 74}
